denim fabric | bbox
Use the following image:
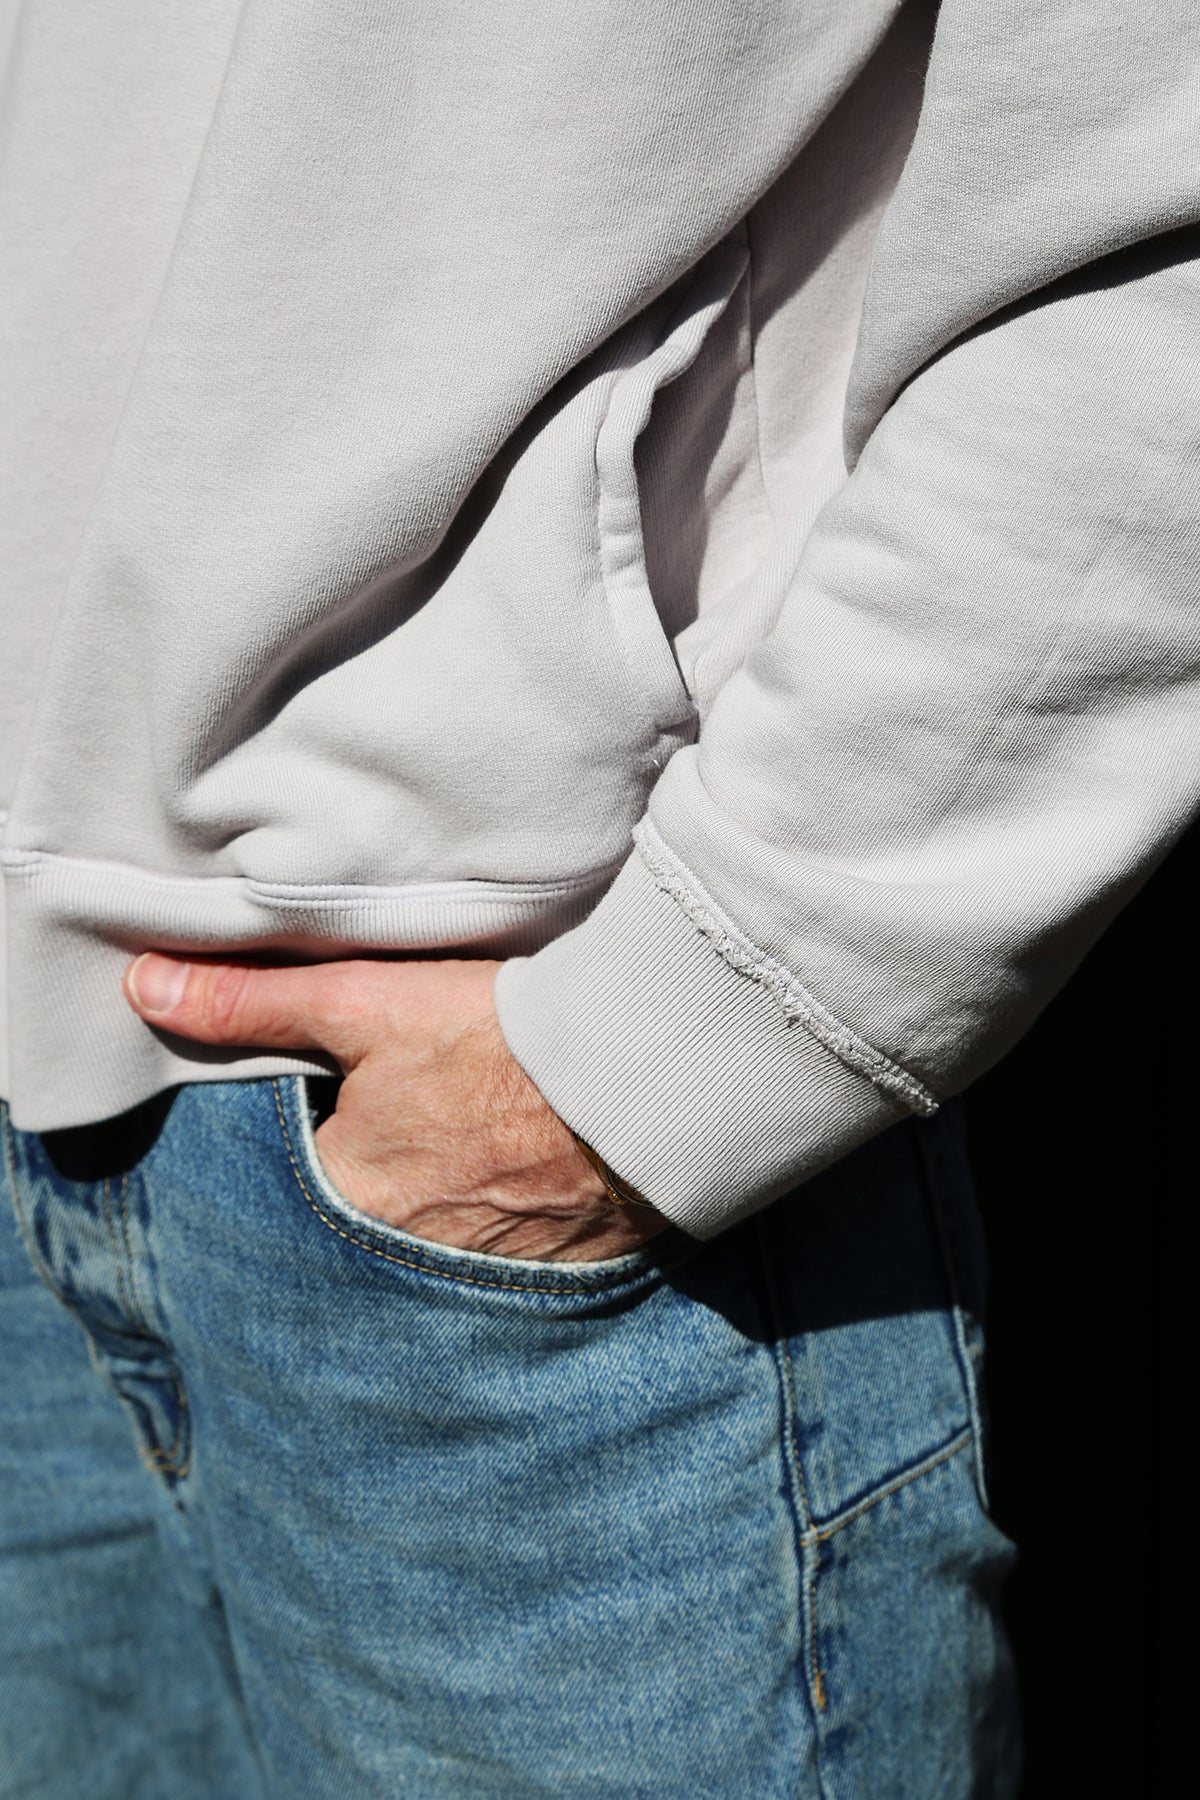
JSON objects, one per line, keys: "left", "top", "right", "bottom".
{"left": 1, "top": 1079, "right": 1018, "bottom": 1797}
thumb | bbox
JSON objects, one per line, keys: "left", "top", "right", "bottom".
{"left": 123, "top": 953, "right": 336, "bottom": 1054}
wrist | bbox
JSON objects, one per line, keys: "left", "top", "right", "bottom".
{"left": 566, "top": 1128, "right": 655, "bottom": 1212}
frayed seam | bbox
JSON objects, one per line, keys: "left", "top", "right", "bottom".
{"left": 633, "top": 818, "right": 937, "bottom": 1116}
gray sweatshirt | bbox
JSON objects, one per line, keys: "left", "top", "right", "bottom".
{"left": 2, "top": 0, "right": 1197, "bottom": 1236}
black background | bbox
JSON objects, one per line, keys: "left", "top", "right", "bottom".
{"left": 963, "top": 826, "right": 1188, "bottom": 1795}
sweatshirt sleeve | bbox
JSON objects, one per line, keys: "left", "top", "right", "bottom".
{"left": 494, "top": 0, "right": 1200, "bottom": 1237}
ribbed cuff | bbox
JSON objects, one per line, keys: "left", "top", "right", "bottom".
{"left": 493, "top": 850, "right": 910, "bottom": 1238}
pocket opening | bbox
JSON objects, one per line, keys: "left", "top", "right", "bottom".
{"left": 277, "top": 1077, "right": 684, "bottom": 1298}
{"left": 595, "top": 240, "right": 749, "bottom": 737}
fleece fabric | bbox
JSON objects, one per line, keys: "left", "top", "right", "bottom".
{"left": 1, "top": 0, "right": 1197, "bottom": 1233}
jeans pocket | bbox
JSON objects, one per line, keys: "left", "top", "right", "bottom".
{"left": 271, "top": 1075, "right": 685, "bottom": 1304}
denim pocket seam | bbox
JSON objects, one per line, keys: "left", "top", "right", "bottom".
{"left": 135, "top": 1371, "right": 192, "bottom": 1483}
{"left": 99, "top": 1175, "right": 138, "bottom": 1334}
{"left": 810, "top": 1426, "right": 973, "bottom": 1543}
{"left": 116, "top": 1171, "right": 152, "bottom": 1335}
{"left": 755, "top": 1214, "right": 829, "bottom": 1721}
{"left": 4, "top": 1107, "right": 194, "bottom": 1486}
{"left": 271, "top": 1080, "right": 679, "bottom": 1299}
{"left": 3, "top": 1107, "right": 62, "bottom": 1302}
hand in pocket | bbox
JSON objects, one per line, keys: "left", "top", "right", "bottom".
{"left": 123, "top": 953, "right": 669, "bottom": 1262}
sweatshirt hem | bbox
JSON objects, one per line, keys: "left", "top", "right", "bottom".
{"left": 0, "top": 846, "right": 622, "bottom": 922}
{"left": 0, "top": 847, "right": 624, "bottom": 1131}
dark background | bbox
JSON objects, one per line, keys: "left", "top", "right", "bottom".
{"left": 963, "top": 826, "right": 1188, "bottom": 1795}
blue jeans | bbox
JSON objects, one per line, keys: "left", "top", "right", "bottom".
{"left": 0, "top": 1078, "right": 1018, "bottom": 1796}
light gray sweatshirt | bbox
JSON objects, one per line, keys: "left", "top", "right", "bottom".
{"left": 2, "top": 0, "right": 1197, "bottom": 1235}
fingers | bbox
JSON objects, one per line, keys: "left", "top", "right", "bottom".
{"left": 122, "top": 950, "right": 502, "bottom": 1065}
{"left": 123, "top": 953, "right": 352, "bottom": 1055}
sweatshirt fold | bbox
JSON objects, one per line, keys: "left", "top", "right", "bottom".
{"left": 2, "top": 1, "right": 1197, "bottom": 1233}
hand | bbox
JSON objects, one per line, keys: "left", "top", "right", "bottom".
{"left": 122, "top": 953, "right": 670, "bottom": 1263}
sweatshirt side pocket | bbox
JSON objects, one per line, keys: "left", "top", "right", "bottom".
{"left": 595, "top": 239, "right": 749, "bottom": 737}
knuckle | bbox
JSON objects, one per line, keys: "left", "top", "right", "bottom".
{"left": 202, "top": 964, "right": 257, "bottom": 1038}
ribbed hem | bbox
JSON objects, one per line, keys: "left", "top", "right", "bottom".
{"left": 0, "top": 848, "right": 619, "bottom": 1131}
{"left": 494, "top": 851, "right": 912, "bottom": 1238}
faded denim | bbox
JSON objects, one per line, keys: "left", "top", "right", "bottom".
{"left": 1, "top": 1079, "right": 1017, "bottom": 1796}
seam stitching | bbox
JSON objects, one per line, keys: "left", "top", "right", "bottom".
{"left": 0, "top": 846, "right": 623, "bottom": 906}
{"left": 3, "top": 1111, "right": 62, "bottom": 1298}
{"left": 3, "top": 1113, "right": 191, "bottom": 1482}
{"left": 810, "top": 1429, "right": 974, "bottom": 1542}
{"left": 100, "top": 1177, "right": 135, "bottom": 1326}
{"left": 782, "top": 1332, "right": 829, "bottom": 1715}
{"left": 117, "top": 1172, "right": 151, "bottom": 1335}
{"left": 756, "top": 1217, "right": 829, "bottom": 1725}
{"left": 140, "top": 1376, "right": 191, "bottom": 1480}
{"left": 633, "top": 817, "right": 937, "bottom": 1114}
{"left": 271, "top": 1081, "right": 679, "bottom": 1299}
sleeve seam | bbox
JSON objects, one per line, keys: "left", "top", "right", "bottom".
{"left": 632, "top": 817, "right": 938, "bottom": 1116}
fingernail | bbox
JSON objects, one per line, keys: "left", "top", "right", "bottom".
{"left": 128, "top": 954, "right": 190, "bottom": 1015}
